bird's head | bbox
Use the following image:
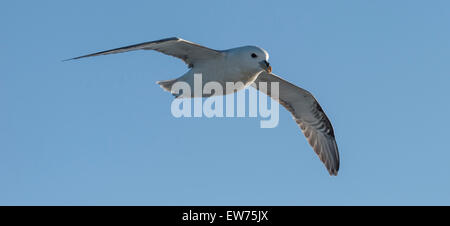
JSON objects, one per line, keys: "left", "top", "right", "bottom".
{"left": 229, "top": 46, "right": 271, "bottom": 74}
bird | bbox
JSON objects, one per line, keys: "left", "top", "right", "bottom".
{"left": 67, "top": 37, "right": 340, "bottom": 176}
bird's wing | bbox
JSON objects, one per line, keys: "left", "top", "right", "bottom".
{"left": 252, "top": 72, "right": 339, "bottom": 175}
{"left": 66, "top": 37, "right": 223, "bottom": 67}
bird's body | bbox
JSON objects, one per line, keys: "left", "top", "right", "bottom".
{"left": 158, "top": 45, "right": 270, "bottom": 97}
{"left": 68, "top": 37, "right": 340, "bottom": 176}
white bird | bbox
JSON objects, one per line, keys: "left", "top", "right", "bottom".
{"left": 68, "top": 37, "right": 340, "bottom": 176}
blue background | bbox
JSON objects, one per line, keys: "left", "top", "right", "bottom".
{"left": 1, "top": 0, "right": 449, "bottom": 205}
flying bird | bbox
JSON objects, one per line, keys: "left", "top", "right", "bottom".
{"left": 67, "top": 37, "right": 340, "bottom": 175}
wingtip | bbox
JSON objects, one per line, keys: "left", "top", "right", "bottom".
{"left": 328, "top": 168, "right": 339, "bottom": 176}
{"left": 62, "top": 57, "right": 76, "bottom": 62}
{"left": 63, "top": 55, "right": 88, "bottom": 61}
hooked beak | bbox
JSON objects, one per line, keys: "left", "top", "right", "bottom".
{"left": 260, "top": 60, "right": 272, "bottom": 73}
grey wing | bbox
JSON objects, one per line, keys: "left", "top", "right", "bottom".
{"left": 252, "top": 72, "right": 340, "bottom": 175}
{"left": 66, "top": 37, "right": 223, "bottom": 67}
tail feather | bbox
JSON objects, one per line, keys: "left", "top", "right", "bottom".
{"left": 156, "top": 79, "right": 177, "bottom": 92}
{"left": 156, "top": 79, "right": 180, "bottom": 97}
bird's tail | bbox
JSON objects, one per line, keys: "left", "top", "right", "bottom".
{"left": 156, "top": 79, "right": 177, "bottom": 92}
{"left": 157, "top": 79, "right": 182, "bottom": 98}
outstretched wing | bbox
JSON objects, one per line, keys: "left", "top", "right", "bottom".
{"left": 66, "top": 37, "right": 223, "bottom": 67}
{"left": 252, "top": 72, "right": 340, "bottom": 175}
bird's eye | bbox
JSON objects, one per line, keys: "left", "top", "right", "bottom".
{"left": 251, "top": 53, "right": 257, "bottom": 58}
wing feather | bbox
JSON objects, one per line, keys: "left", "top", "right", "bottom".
{"left": 66, "top": 37, "right": 223, "bottom": 67}
{"left": 252, "top": 72, "right": 340, "bottom": 175}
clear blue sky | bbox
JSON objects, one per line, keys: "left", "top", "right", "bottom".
{"left": 1, "top": 0, "right": 450, "bottom": 205}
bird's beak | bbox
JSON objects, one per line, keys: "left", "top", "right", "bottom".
{"left": 260, "top": 60, "right": 272, "bottom": 73}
